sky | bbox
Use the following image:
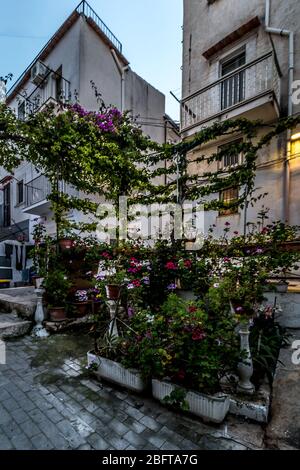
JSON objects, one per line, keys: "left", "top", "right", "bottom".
{"left": 0, "top": 0, "right": 183, "bottom": 120}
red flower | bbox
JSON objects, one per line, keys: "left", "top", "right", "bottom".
{"left": 184, "top": 259, "right": 192, "bottom": 268}
{"left": 177, "top": 369, "right": 185, "bottom": 381}
{"left": 165, "top": 261, "right": 177, "bottom": 270}
{"left": 192, "top": 328, "right": 206, "bottom": 341}
{"left": 132, "top": 279, "right": 141, "bottom": 287}
{"left": 101, "top": 251, "right": 112, "bottom": 259}
{"left": 188, "top": 306, "right": 197, "bottom": 313}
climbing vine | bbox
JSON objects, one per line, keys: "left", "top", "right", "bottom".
{"left": 1, "top": 95, "right": 300, "bottom": 238}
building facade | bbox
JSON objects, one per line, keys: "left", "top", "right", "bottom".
{"left": 0, "top": 1, "right": 179, "bottom": 285}
{"left": 181, "top": 0, "right": 300, "bottom": 236}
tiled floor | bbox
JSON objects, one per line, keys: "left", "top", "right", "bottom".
{"left": 0, "top": 333, "right": 263, "bottom": 450}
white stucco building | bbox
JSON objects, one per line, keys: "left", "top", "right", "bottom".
{"left": 0, "top": 1, "right": 179, "bottom": 285}
{"left": 181, "top": 0, "right": 300, "bottom": 236}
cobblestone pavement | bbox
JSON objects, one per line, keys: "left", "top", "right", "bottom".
{"left": 0, "top": 333, "right": 265, "bottom": 450}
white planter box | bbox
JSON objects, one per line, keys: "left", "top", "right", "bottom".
{"left": 87, "top": 352, "right": 147, "bottom": 392}
{"left": 152, "top": 379, "right": 230, "bottom": 423}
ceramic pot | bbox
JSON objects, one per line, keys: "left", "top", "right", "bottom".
{"left": 48, "top": 307, "right": 66, "bottom": 322}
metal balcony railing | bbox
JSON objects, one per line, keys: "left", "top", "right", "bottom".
{"left": 181, "top": 52, "right": 280, "bottom": 131}
{"left": 26, "top": 174, "right": 52, "bottom": 207}
{"left": 25, "top": 174, "right": 79, "bottom": 208}
{"left": 22, "top": 70, "right": 71, "bottom": 117}
{"left": 76, "top": 0, "right": 122, "bottom": 54}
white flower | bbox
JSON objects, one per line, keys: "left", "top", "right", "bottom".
{"left": 146, "top": 314, "right": 155, "bottom": 323}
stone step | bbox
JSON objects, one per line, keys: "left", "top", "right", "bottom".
{"left": 0, "top": 313, "right": 32, "bottom": 339}
{"left": 0, "top": 287, "right": 37, "bottom": 319}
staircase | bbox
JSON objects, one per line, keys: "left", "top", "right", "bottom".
{"left": 0, "top": 312, "right": 32, "bottom": 339}
{"left": 0, "top": 284, "right": 35, "bottom": 339}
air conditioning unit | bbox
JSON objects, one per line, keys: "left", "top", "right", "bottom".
{"left": 31, "top": 61, "right": 48, "bottom": 86}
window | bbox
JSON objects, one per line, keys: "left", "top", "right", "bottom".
{"left": 290, "top": 137, "right": 300, "bottom": 158}
{"left": 221, "top": 50, "right": 246, "bottom": 110}
{"left": 3, "top": 183, "right": 11, "bottom": 227}
{"left": 17, "top": 180, "right": 24, "bottom": 205}
{"left": 219, "top": 187, "right": 239, "bottom": 216}
{"left": 55, "top": 66, "right": 63, "bottom": 102}
{"left": 219, "top": 139, "right": 243, "bottom": 170}
{"left": 18, "top": 101, "right": 26, "bottom": 121}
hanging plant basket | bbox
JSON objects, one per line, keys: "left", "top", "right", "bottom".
{"left": 58, "top": 238, "right": 74, "bottom": 251}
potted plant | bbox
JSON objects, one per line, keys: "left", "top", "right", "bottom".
{"left": 88, "top": 287, "right": 103, "bottom": 314}
{"left": 57, "top": 227, "right": 76, "bottom": 252}
{"left": 95, "top": 256, "right": 128, "bottom": 300}
{"left": 72, "top": 290, "right": 90, "bottom": 317}
{"left": 43, "top": 268, "right": 73, "bottom": 321}
{"left": 30, "top": 222, "right": 51, "bottom": 287}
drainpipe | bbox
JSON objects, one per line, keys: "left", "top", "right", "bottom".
{"left": 265, "top": 0, "right": 294, "bottom": 223}
{"left": 111, "top": 49, "right": 129, "bottom": 112}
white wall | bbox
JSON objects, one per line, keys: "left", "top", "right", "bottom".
{"left": 182, "top": 0, "right": 300, "bottom": 233}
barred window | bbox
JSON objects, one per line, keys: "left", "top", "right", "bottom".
{"left": 219, "top": 139, "right": 243, "bottom": 170}
{"left": 219, "top": 187, "right": 239, "bottom": 216}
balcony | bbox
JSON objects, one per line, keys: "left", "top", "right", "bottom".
{"left": 181, "top": 52, "right": 280, "bottom": 134}
{"left": 23, "top": 71, "right": 71, "bottom": 116}
{"left": 24, "top": 174, "right": 78, "bottom": 215}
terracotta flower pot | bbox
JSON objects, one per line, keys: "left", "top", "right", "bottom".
{"left": 105, "top": 284, "right": 121, "bottom": 300}
{"left": 48, "top": 307, "right": 67, "bottom": 322}
{"left": 58, "top": 238, "right": 74, "bottom": 251}
{"left": 73, "top": 302, "right": 89, "bottom": 317}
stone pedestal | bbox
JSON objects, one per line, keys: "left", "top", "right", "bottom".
{"left": 237, "top": 327, "right": 254, "bottom": 395}
{"left": 32, "top": 287, "right": 49, "bottom": 338}
{"left": 107, "top": 300, "right": 119, "bottom": 338}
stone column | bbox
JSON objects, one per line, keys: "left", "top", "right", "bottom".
{"left": 32, "top": 287, "right": 49, "bottom": 338}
